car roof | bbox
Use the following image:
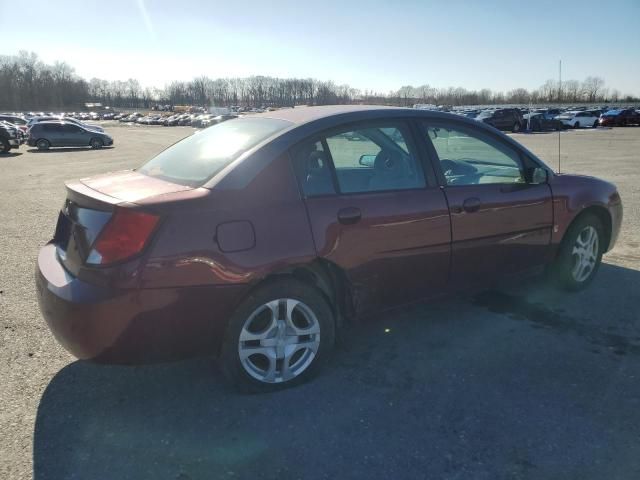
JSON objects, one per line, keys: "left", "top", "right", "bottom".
{"left": 33, "top": 120, "right": 80, "bottom": 127}
{"left": 214, "top": 104, "right": 551, "bottom": 190}
{"left": 252, "top": 105, "right": 403, "bottom": 125}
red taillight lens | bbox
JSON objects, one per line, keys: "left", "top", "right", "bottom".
{"left": 87, "top": 208, "right": 160, "bottom": 265}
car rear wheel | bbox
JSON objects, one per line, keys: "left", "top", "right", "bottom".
{"left": 550, "top": 213, "right": 604, "bottom": 291}
{"left": 592, "top": 120, "right": 598, "bottom": 128}
{"left": 574, "top": 121, "right": 580, "bottom": 129}
{"left": 90, "top": 138, "right": 104, "bottom": 149}
{"left": 36, "top": 139, "right": 50, "bottom": 151}
{"left": 1, "top": 138, "right": 10, "bottom": 153}
{"left": 219, "top": 278, "right": 335, "bottom": 392}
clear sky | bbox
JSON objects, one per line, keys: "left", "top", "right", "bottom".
{"left": 1, "top": 0, "right": 638, "bottom": 95}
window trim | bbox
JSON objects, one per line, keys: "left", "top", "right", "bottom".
{"left": 418, "top": 119, "right": 535, "bottom": 188}
{"left": 289, "top": 118, "right": 434, "bottom": 198}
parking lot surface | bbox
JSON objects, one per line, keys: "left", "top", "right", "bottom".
{"left": 1, "top": 123, "right": 639, "bottom": 480}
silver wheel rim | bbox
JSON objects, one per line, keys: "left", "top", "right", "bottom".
{"left": 571, "top": 226, "right": 599, "bottom": 282}
{"left": 238, "top": 298, "right": 320, "bottom": 384}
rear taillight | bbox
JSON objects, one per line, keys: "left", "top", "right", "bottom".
{"left": 87, "top": 208, "right": 160, "bottom": 265}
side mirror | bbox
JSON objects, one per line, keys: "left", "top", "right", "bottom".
{"left": 528, "top": 167, "right": 548, "bottom": 184}
{"left": 359, "top": 154, "right": 376, "bottom": 167}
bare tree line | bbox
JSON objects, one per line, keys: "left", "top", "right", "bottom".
{"left": 1, "top": 51, "right": 638, "bottom": 111}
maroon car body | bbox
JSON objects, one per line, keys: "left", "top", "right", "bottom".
{"left": 598, "top": 109, "right": 640, "bottom": 126}
{"left": 36, "top": 106, "right": 622, "bottom": 368}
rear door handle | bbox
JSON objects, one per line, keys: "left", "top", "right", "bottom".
{"left": 462, "top": 197, "right": 481, "bottom": 213}
{"left": 337, "top": 207, "right": 361, "bottom": 225}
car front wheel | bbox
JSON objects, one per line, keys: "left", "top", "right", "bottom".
{"left": 550, "top": 214, "right": 604, "bottom": 291}
{"left": 36, "top": 139, "right": 50, "bottom": 151}
{"left": 220, "top": 278, "right": 335, "bottom": 392}
{"left": 1, "top": 138, "right": 10, "bottom": 153}
{"left": 90, "top": 138, "right": 104, "bottom": 149}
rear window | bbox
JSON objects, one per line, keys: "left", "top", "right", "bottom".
{"left": 138, "top": 117, "right": 291, "bottom": 186}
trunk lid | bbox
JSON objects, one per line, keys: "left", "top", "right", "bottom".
{"left": 53, "top": 170, "right": 192, "bottom": 274}
{"left": 79, "top": 170, "right": 193, "bottom": 203}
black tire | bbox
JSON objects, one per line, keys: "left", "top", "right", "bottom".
{"left": 592, "top": 120, "right": 598, "bottom": 128}
{"left": 574, "top": 121, "right": 580, "bottom": 129}
{"left": 90, "top": 137, "right": 104, "bottom": 149}
{"left": 512, "top": 122, "right": 521, "bottom": 133}
{"left": 1, "top": 138, "right": 10, "bottom": 154}
{"left": 219, "top": 278, "right": 335, "bottom": 393}
{"left": 36, "top": 139, "right": 50, "bottom": 151}
{"left": 549, "top": 213, "right": 604, "bottom": 291}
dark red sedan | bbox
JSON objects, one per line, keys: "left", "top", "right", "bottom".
{"left": 36, "top": 106, "right": 623, "bottom": 391}
{"left": 598, "top": 108, "right": 640, "bottom": 127}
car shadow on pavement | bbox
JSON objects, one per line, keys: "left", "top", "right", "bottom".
{"left": 26, "top": 147, "right": 114, "bottom": 153}
{"left": 1, "top": 152, "right": 23, "bottom": 157}
{"left": 33, "top": 262, "right": 640, "bottom": 480}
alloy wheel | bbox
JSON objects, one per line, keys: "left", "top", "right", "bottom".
{"left": 238, "top": 298, "right": 321, "bottom": 384}
{"left": 571, "top": 226, "right": 599, "bottom": 283}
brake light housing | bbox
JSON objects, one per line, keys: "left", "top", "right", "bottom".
{"left": 87, "top": 207, "right": 160, "bottom": 265}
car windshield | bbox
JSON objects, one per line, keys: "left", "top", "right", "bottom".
{"left": 138, "top": 117, "right": 291, "bottom": 186}
{"left": 476, "top": 111, "right": 493, "bottom": 118}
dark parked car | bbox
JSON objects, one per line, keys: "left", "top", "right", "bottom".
{"left": 475, "top": 108, "right": 524, "bottom": 132}
{"left": 599, "top": 109, "right": 640, "bottom": 127}
{"left": 27, "top": 116, "right": 104, "bottom": 132}
{"left": 522, "top": 113, "right": 563, "bottom": 131}
{"left": 36, "top": 106, "right": 622, "bottom": 392}
{"left": 0, "top": 114, "right": 28, "bottom": 133}
{"left": 178, "top": 114, "right": 194, "bottom": 126}
{"left": 28, "top": 121, "right": 113, "bottom": 150}
{"left": 191, "top": 114, "right": 212, "bottom": 128}
{"left": 119, "top": 113, "right": 143, "bottom": 122}
{"left": 0, "top": 122, "right": 22, "bottom": 153}
{"left": 533, "top": 108, "right": 562, "bottom": 120}
{"left": 201, "top": 114, "right": 238, "bottom": 128}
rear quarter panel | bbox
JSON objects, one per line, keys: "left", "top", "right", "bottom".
{"left": 138, "top": 153, "right": 316, "bottom": 288}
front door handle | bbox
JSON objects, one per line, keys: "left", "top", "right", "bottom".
{"left": 337, "top": 207, "right": 361, "bottom": 225}
{"left": 462, "top": 197, "right": 481, "bottom": 213}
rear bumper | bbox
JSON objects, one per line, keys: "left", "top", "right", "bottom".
{"left": 36, "top": 244, "right": 247, "bottom": 364}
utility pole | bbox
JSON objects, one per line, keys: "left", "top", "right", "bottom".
{"left": 558, "top": 59, "right": 562, "bottom": 173}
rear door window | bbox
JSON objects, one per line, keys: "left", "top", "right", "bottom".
{"left": 291, "top": 141, "right": 336, "bottom": 197}
{"left": 326, "top": 123, "right": 425, "bottom": 194}
{"left": 291, "top": 122, "right": 426, "bottom": 196}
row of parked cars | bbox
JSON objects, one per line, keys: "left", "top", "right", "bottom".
{"left": 15, "top": 110, "right": 121, "bottom": 121}
{"left": 448, "top": 106, "right": 640, "bottom": 132}
{"left": 117, "top": 112, "right": 239, "bottom": 128}
{"left": 0, "top": 113, "right": 113, "bottom": 153}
